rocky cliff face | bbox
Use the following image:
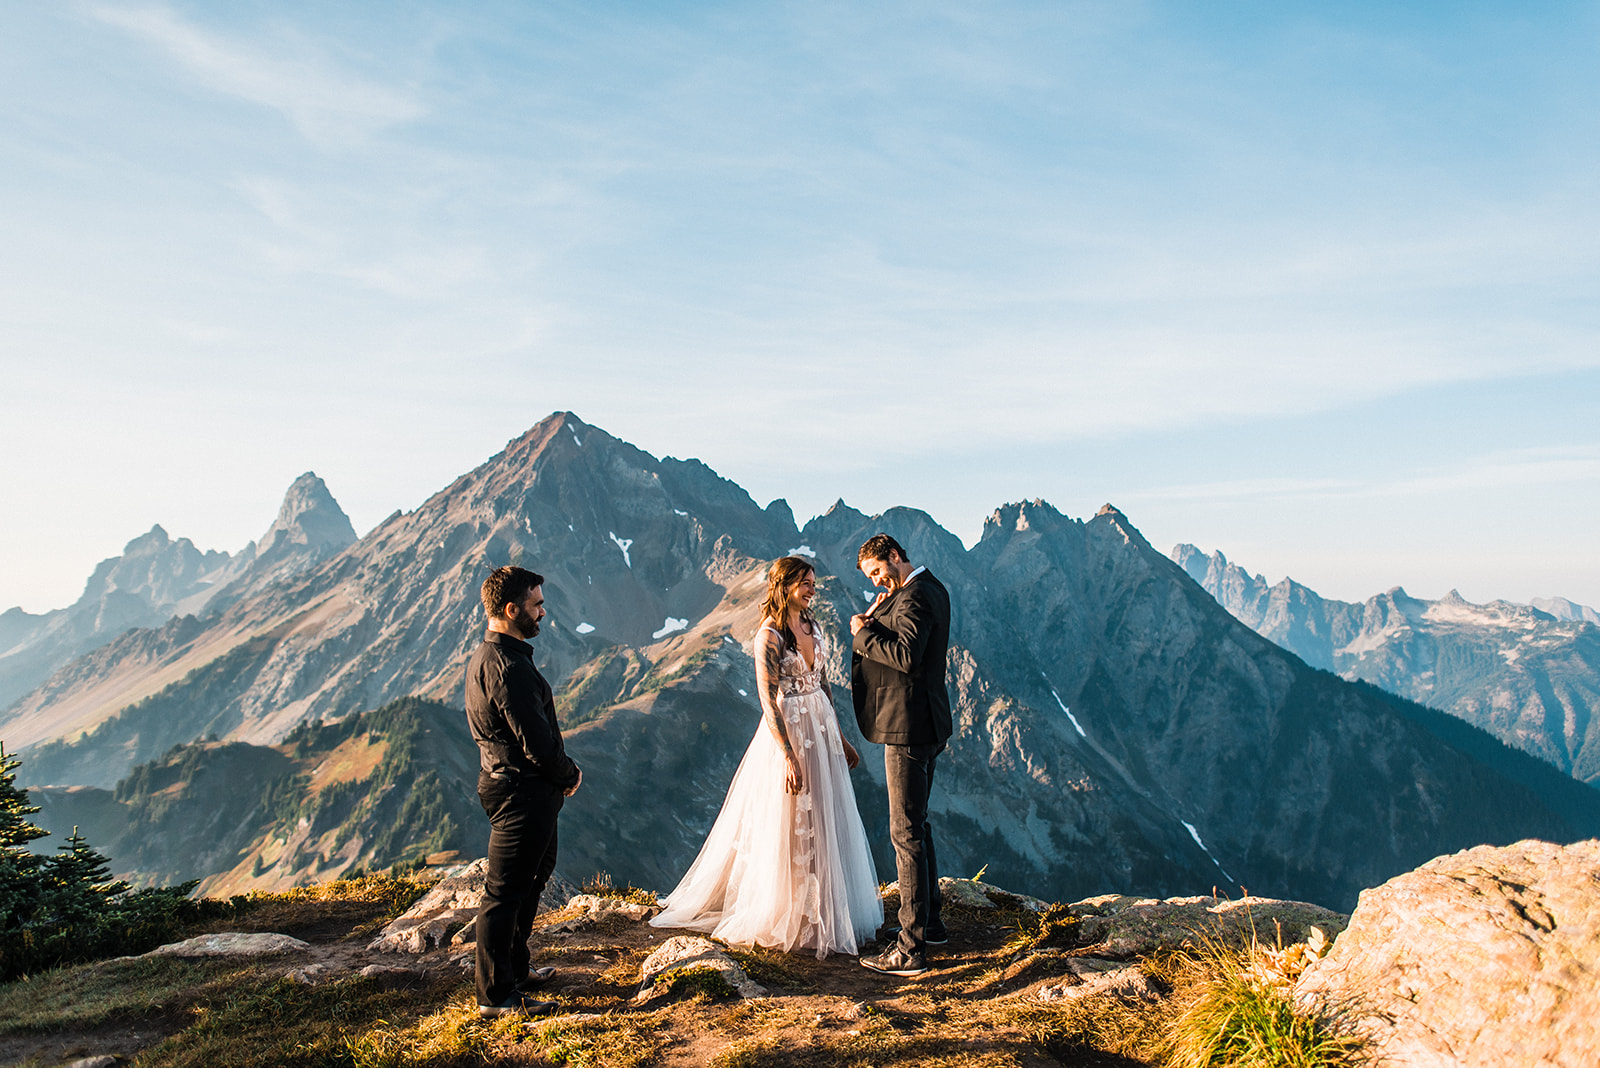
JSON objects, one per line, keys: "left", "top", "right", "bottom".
{"left": 1173, "top": 545, "right": 1600, "bottom": 787}
{"left": 9, "top": 414, "right": 1600, "bottom": 911}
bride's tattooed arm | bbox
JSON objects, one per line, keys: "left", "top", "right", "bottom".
{"left": 755, "top": 628, "right": 803, "bottom": 793}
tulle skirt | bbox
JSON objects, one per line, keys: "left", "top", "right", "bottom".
{"left": 650, "top": 688, "right": 881, "bottom": 957}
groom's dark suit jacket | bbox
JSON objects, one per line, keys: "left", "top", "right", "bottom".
{"left": 851, "top": 569, "right": 953, "bottom": 746}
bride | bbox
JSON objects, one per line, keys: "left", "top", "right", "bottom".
{"left": 650, "top": 556, "right": 881, "bottom": 957}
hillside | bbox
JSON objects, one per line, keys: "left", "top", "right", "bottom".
{"left": 33, "top": 698, "right": 481, "bottom": 895}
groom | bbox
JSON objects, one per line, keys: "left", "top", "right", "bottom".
{"left": 850, "top": 533, "right": 952, "bottom": 977}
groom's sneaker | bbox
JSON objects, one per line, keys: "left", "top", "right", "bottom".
{"left": 479, "top": 992, "right": 559, "bottom": 1018}
{"left": 860, "top": 946, "right": 929, "bottom": 977}
{"left": 880, "top": 923, "right": 949, "bottom": 946}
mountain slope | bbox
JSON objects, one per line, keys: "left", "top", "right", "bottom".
{"left": 1173, "top": 545, "right": 1600, "bottom": 787}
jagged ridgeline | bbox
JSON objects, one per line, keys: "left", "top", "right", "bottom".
{"left": 32, "top": 698, "right": 479, "bottom": 894}
{"left": 11, "top": 412, "right": 1600, "bottom": 912}
{"left": 1174, "top": 544, "right": 1600, "bottom": 787}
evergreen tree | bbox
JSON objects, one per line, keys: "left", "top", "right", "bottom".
{"left": 38, "top": 825, "right": 130, "bottom": 929}
{"left": 1, "top": 742, "right": 51, "bottom": 930}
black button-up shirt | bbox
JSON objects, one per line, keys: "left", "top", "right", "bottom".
{"left": 464, "top": 630, "right": 580, "bottom": 788}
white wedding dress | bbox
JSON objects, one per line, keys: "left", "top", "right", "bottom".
{"left": 651, "top": 622, "right": 881, "bottom": 957}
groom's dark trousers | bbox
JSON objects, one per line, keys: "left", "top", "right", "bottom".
{"left": 852, "top": 569, "right": 953, "bottom": 956}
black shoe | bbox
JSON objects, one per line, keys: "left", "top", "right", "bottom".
{"left": 478, "top": 992, "right": 559, "bottom": 1018}
{"left": 881, "top": 924, "right": 948, "bottom": 946}
{"left": 860, "top": 946, "right": 929, "bottom": 977}
{"left": 516, "top": 966, "right": 557, "bottom": 992}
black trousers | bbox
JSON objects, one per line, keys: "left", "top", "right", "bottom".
{"left": 475, "top": 772, "right": 563, "bottom": 1006}
{"left": 885, "top": 741, "right": 944, "bottom": 954}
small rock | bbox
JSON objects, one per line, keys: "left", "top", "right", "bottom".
{"left": 285, "top": 963, "right": 329, "bottom": 985}
{"left": 360, "top": 964, "right": 423, "bottom": 990}
{"left": 843, "top": 1001, "right": 879, "bottom": 1020}
{"left": 66, "top": 1057, "right": 119, "bottom": 1068}
{"left": 1036, "top": 957, "right": 1160, "bottom": 1004}
{"left": 147, "top": 932, "right": 311, "bottom": 958}
{"left": 634, "top": 936, "right": 766, "bottom": 1002}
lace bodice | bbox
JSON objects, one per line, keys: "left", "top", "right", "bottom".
{"left": 760, "top": 624, "right": 827, "bottom": 698}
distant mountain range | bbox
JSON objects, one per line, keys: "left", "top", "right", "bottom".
{"left": 12, "top": 414, "right": 1600, "bottom": 913}
{"left": 0, "top": 473, "right": 356, "bottom": 713}
{"left": 1171, "top": 546, "right": 1600, "bottom": 788}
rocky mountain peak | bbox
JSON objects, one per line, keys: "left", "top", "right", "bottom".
{"left": 255, "top": 473, "right": 358, "bottom": 559}
{"left": 1532, "top": 596, "right": 1600, "bottom": 625}
{"left": 1089, "top": 502, "right": 1156, "bottom": 554}
{"left": 125, "top": 524, "right": 171, "bottom": 553}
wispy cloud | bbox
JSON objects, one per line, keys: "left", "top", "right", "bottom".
{"left": 89, "top": 4, "right": 423, "bottom": 145}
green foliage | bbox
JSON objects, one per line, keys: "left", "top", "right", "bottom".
{"left": 1, "top": 742, "right": 51, "bottom": 932}
{"left": 1, "top": 743, "right": 246, "bottom": 981}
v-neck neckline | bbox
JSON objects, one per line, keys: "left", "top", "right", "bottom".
{"left": 794, "top": 619, "right": 817, "bottom": 671}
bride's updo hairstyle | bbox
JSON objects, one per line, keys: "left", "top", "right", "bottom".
{"left": 761, "top": 556, "right": 817, "bottom": 652}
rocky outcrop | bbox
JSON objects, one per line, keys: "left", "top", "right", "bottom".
{"left": 1070, "top": 893, "right": 1346, "bottom": 958}
{"left": 1296, "top": 838, "right": 1600, "bottom": 1068}
{"left": 368, "top": 857, "right": 585, "bottom": 954}
{"left": 369, "top": 859, "right": 490, "bottom": 953}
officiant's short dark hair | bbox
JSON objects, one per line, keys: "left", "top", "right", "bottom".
{"left": 481, "top": 565, "right": 544, "bottom": 618}
{"left": 857, "top": 534, "right": 909, "bottom": 565}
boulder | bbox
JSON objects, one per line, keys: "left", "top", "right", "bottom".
{"left": 1036, "top": 957, "right": 1161, "bottom": 1004}
{"left": 1296, "top": 839, "right": 1600, "bottom": 1068}
{"left": 634, "top": 936, "right": 766, "bottom": 1002}
{"left": 1070, "top": 894, "right": 1347, "bottom": 958}
{"left": 147, "top": 932, "right": 310, "bottom": 958}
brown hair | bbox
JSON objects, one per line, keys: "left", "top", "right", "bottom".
{"left": 760, "top": 556, "right": 816, "bottom": 651}
{"left": 481, "top": 565, "right": 544, "bottom": 620}
{"left": 857, "top": 533, "right": 909, "bottom": 566}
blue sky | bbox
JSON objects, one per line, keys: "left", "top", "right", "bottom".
{"left": 3, "top": 1, "right": 1598, "bottom": 613}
